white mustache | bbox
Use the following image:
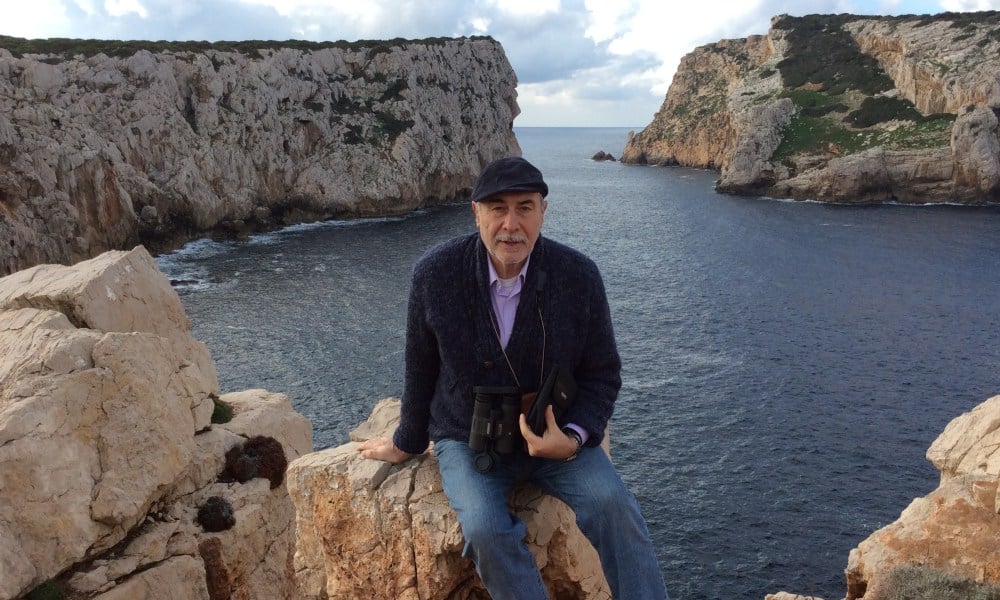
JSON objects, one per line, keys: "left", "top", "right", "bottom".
{"left": 495, "top": 234, "right": 527, "bottom": 243}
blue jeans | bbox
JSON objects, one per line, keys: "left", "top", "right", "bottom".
{"left": 434, "top": 438, "right": 669, "bottom": 599}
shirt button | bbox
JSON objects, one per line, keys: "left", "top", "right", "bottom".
{"left": 483, "top": 361, "right": 494, "bottom": 369}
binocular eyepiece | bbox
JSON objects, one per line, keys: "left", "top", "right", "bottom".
{"left": 468, "top": 386, "right": 521, "bottom": 473}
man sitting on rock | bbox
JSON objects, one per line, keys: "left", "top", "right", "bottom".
{"left": 359, "top": 156, "right": 669, "bottom": 600}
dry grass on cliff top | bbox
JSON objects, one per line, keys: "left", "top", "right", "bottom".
{"left": 881, "top": 566, "right": 1000, "bottom": 600}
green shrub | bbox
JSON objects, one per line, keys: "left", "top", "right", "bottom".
{"left": 882, "top": 566, "right": 1000, "bottom": 600}
{"left": 844, "top": 96, "right": 926, "bottom": 127}
{"left": 780, "top": 88, "right": 830, "bottom": 109}
{"left": 303, "top": 99, "right": 324, "bottom": 112}
{"left": 379, "top": 78, "right": 409, "bottom": 102}
{"left": 223, "top": 435, "right": 287, "bottom": 488}
{"left": 374, "top": 111, "right": 414, "bottom": 142}
{"left": 0, "top": 34, "right": 494, "bottom": 60}
{"left": 211, "top": 396, "right": 233, "bottom": 424}
{"left": 774, "top": 14, "right": 894, "bottom": 96}
{"left": 802, "top": 103, "right": 848, "bottom": 117}
{"left": 771, "top": 114, "right": 857, "bottom": 160}
{"left": 779, "top": 88, "right": 849, "bottom": 117}
{"left": 771, "top": 108, "right": 953, "bottom": 161}
{"left": 27, "top": 580, "right": 62, "bottom": 600}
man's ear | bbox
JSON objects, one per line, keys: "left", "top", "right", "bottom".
{"left": 471, "top": 200, "right": 481, "bottom": 225}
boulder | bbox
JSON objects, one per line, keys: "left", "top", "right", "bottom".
{"left": 0, "top": 247, "right": 312, "bottom": 600}
{"left": 287, "top": 398, "right": 612, "bottom": 600}
{"left": 843, "top": 394, "right": 1000, "bottom": 600}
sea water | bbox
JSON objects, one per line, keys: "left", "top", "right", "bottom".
{"left": 157, "top": 127, "right": 1000, "bottom": 600}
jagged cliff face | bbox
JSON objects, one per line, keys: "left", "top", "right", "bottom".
{"left": 0, "top": 36, "right": 521, "bottom": 275}
{"left": 621, "top": 13, "right": 1000, "bottom": 205}
{"left": 621, "top": 36, "right": 774, "bottom": 169}
{"left": 846, "top": 17, "right": 1000, "bottom": 114}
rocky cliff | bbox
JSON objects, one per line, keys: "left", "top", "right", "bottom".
{"left": 0, "top": 246, "right": 312, "bottom": 600}
{"left": 0, "top": 36, "right": 520, "bottom": 276}
{"left": 622, "top": 12, "right": 1000, "bottom": 204}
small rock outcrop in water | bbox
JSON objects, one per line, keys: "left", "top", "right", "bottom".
{"left": 0, "top": 36, "right": 521, "bottom": 275}
{"left": 286, "top": 397, "right": 612, "bottom": 599}
{"left": 592, "top": 150, "right": 617, "bottom": 161}
{"left": 621, "top": 13, "right": 1000, "bottom": 204}
{"left": 0, "top": 246, "right": 313, "bottom": 600}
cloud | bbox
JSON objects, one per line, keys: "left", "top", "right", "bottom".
{"left": 2, "top": 0, "right": 999, "bottom": 126}
{"left": 939, "top": 0, "right": 1000, "bottom": 8}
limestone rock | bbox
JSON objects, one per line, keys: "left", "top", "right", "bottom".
{"left": 845, "top": 17, "right": 1000, "bottom": 115}
{"left": 925, "top": 394, "right": 1000, "bottom": 490}
{"left": 0, "top": 248, "right": 312, "bottom": 600}
{"left": 287, "top": 397, "right": 612, "bottom": 600}
{"left": 621, "top": 35, "right": 775, "bottom": 168}
{"left": 767, "top": 147, "right": 956, "bottom": 203}
{"left": 843, "top": 394, "right": 1000, "bottom": 600}
{"left": 951, "top": 105, "right": 1000, "bottom": 198}
{"left": 0, "top": 245, "right": 218, "bottom": 426}
{"left": 0, "top": 37, "right": 521, "bottom": 275}
{"left": 624, "top": 13, "right": 1000, "bottom": 204}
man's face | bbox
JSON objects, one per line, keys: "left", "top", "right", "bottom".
{"left": 472, "top": 191, "right": 547, "bottom": 278}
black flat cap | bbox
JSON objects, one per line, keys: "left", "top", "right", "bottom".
{"left": 471, "top": 156, "right": 548, "bottom": 201}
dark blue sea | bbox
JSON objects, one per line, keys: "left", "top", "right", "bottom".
{"left": 156, "top": 127, "right": 1000, "bottom": 600}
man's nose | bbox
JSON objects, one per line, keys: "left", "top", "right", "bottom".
{"left": 501, "top": 211, "right": 519, "bottom": 230}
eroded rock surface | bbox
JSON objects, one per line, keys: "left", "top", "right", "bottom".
{"left": 287, "top": 398, "right": 612, "bottom": 600}
{"left": 0, "top": 246, "right": 312, "bottom": 600}
{"left": 0, "top": 37, "right": 520, "bottom": 275}
{"left": 843, "top": 394, "right": 1000, "bottom": 599}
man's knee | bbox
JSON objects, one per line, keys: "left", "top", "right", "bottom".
{"left": 458, "top": 519, "right": 494, "bottom": 550}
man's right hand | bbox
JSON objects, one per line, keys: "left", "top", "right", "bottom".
{"left": 358, "top": 436, "right": 415, "bottom": 464}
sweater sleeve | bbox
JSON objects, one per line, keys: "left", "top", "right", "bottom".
{"left": 392, "top": 267, "right": 439, "bottom": 455}
{"left": 565, "top": 265, "right": 622, "bottom": 446}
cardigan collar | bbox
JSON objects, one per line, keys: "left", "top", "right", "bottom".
{"left": 465, "top": 233, "right": 549, "bottom": 391}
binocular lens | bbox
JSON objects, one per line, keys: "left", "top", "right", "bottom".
{"left": 469, "top": 386, "right": 522, "bottom": 472}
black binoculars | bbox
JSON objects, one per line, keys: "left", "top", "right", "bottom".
{"left": 468, "top": 386, "right": 521, "bottom": 473}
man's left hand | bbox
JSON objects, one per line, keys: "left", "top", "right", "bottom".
{"left": 519, "top": 405, "right": 579, "bottom": 460}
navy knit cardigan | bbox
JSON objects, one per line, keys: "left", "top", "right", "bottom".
{"left": 392, "top": 232, "right": 622, "bottom": 455}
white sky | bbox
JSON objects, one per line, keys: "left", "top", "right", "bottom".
{"left": 2, "top": 0, "right": 998, "bottom": 126}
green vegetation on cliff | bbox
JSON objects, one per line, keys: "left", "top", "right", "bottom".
{"left": 771, "top": 88, "right": 954, "bottom": 161}
{"left": 0, "top": 34, "right": 493, "bottom": 59}
{"left": 768, "top": 15, "right": 956, "bottom": 162}
{"left": 774, "top": 14, "right": 894, "bottom": 95}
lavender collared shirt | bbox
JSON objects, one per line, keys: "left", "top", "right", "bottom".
{"left": 487, "top": 258, "right": 589, "bottom": 445}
